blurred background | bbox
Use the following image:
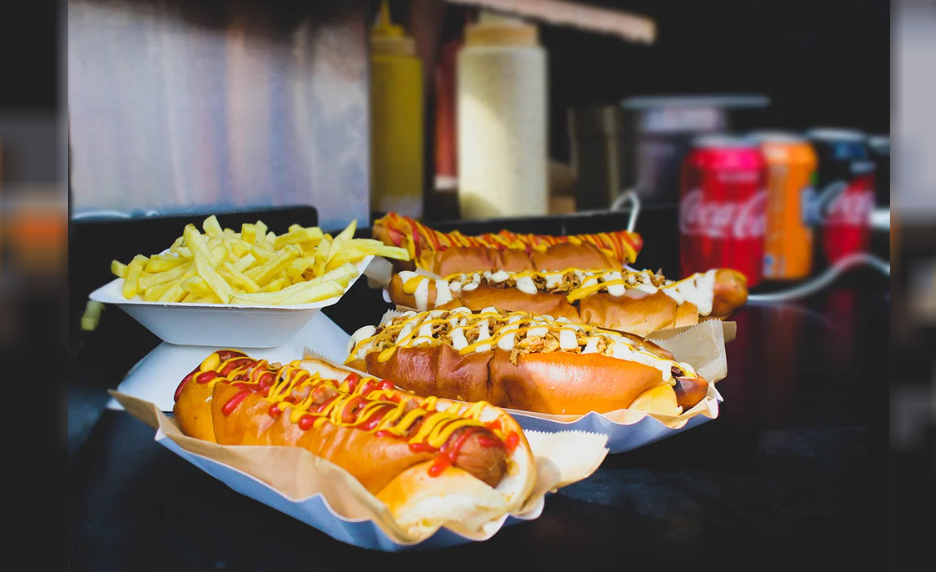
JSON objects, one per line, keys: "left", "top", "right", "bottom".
{"left": 19, "top": 0, "right": 930, "bottom": 563}
{"left": 0, "top": 0, "right": 67, "bottom": 357}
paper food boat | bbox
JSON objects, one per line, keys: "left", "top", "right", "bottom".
{"left": 111, "top": 390, "right": 610, "bottom": 551}
{"left": 346, "top": 310, "right": 734, "bottom": 454}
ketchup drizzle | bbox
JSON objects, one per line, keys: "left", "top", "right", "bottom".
{"left": 221, "top": 390, "right": 251, "bottom": 416}
{"left": 505, "top": 432, "right": 520, "bottom": 452}
{"left": 428, "top": 427, "right": 482, "bottom": 477}
{"left": 343, "top": 372, "right": 361, "bottom": 392}
{"left": 173, "top": 369, "right": 199, "bottom": 403}
{"left": 179, "top": 351, "right": 514, "bottom": 479}
{"left": 196, "top": 371, "right": 219, "bottom": 384}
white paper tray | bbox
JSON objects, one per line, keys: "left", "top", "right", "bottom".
{"left": 106, "top": 311, "right": 352, "bottom": 411}
{"left": 332, "top": 319, "right": 732, "bottom": 455}
{"left": 112, "top": 388, "right": 610, "bottom": 551}
{"left": 89, "top": 255, "right": 373, "bottom": 348}
{"left": 155, "top": 428, "right": 545, "bottom": 551}
{"left": 506, "top": 387, "right": 723, "bottom": 454}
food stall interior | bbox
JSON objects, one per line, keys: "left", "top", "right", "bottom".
{"left": 67, "top": 0, "right": 895, "bottom": 569}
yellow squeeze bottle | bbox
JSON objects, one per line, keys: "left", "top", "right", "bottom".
{"left": 370, "top": 1, "right": 424, "bottom": 218}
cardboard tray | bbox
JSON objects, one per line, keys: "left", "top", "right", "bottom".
{"left": 89, "top": 255, "right": 373, "bottom": 348}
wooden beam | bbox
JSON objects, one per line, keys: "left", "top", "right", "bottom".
{"left": 438, "top": 0, "right": 656, "bottom": 44}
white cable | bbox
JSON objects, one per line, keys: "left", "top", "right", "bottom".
{"left": 747, "top": 253, "right": 890, "bottom": 303}
{"left": 71, "top": 210, "right": 132, "bottom": 220}
{"left": 610, "top": 189, "right": 641, "bottom": 233}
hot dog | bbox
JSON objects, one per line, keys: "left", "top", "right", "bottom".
{"left": 387, "top": 267, "right": 748, "bottom": 337}
{"left": 173, "top": 350, "right": 537, "bottom": 536}
{"left": 344, "top": 307, "right": 710, "bottom": 417}
{"left": 373, "top": 212, "right": 643, "bottom": 274}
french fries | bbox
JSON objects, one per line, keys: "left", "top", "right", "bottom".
{"left": 81, "top": 301, "right": 105, "bottom": 331}
{"left": 110, "top": 216, "right": 409, "bottom": 305}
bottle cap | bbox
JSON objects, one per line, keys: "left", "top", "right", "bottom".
{"left": 371, "top": 1, "right": 416, "bottom": 56}
{"left": 464, "top": 10, "right": 539, "bottom": 47}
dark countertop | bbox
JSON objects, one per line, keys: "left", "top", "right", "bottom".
{"left": 68, "top": 266, "right": 890, "bottom": 571}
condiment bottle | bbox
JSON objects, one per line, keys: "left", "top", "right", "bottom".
{"left": 370, "top": 1, "right": 424, "bottom": 218}
{"left": 434, "top": 37, "right": 460, "bottom": 192}
{"left": 457, "top": 11, "right": 547, "bottom": 219}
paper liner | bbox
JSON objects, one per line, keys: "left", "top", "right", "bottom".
{"left": 337, "top": 318, "right": 734, "bottom": 454}
{"left": 303, "top": 347, "right": 371, "bottom": 379}
{"left": 379, "top": 308, "right": 409, "bottom": 326}
{"left": 109, "top": 390, "right": 610, "bottom": 550}
{"left": 495, "top": 320, "right": 731, "bottom": 452}
{"left": 364, "top": 257, "right": 440, "bottom": 292}
{"left": 363, "top": 256, "right": 395, "bottom": 290}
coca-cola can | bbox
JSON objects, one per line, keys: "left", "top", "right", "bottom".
{"left": 679, "top": 135, "right": 768, "bottom": 287}
{"left": 867, "top": 135, "right": 889, "bottom": 207}
{"left": 803, "top": 128, "right": 876, "bottom": 270}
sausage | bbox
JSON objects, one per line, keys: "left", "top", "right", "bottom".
{"left": 451, "top": 427, "right": 509, "bottom": 488}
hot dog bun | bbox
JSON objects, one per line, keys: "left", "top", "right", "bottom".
{"left": 345, "top": 307, "right": 709, "bottom": 416}
{"left": 711, "top": 268, "right": 748, "bottom": 318}
{"left": 172, "top": 351, "right": 537, "bottom": 536}
{"left": 578, "top": 291, "right": 683, "bottom": 338}
{"left": 418, "top": 243, "right": 620, "bottom": 276}
{"left": 487, "top": 350, "right": 665, "bottom": 415}
{"left": 530, "top": 242, "right": 614, "bottom": 272}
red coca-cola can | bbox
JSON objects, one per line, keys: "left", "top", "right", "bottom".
{"left": 803, "top": 128, "right": 876, "bottom": 270}
{"left": 679, "top": 135, "right": 768, "bottom": 287}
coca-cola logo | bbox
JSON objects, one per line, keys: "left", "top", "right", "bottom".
{"left": 826, "top": 189, "right": 875, "bottom": 226}
{"left": 806, "top": 180, "right": 876, "bottom": 226}
{"left": 679, "top": 188, "right": 768, "bottom": 239}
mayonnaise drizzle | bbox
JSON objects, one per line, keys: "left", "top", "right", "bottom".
{"left": 399, "top": 267, "right": 706, "bottom": 309}
{"left": 515, "top": 276, "right": 537, "bottom": 295}
{"left": 544, "top": 273, "right": 564, "bottom": 289}
{"left": 348, "top": 325, "right": 376, "bottom": 358}
{"left": 415, "top": 278, "right": 432, "bottom": 311}
{"left": 434, "top": 279, "right": 453, "bottom": 306}
{"left": 601, "top": 271, "right": 626, "bottom": 297}
{"left": 660, "top": 269, "right": 717, "bottom": 316}
{"left": 351, "top": 308, "right": 697, "bottom": 379}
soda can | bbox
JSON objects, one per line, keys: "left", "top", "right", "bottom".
{"left": 804, "top": 128, "right": 876, "bottom": 270}
{"left": 747, "top": 131, "right": 818, "bottom": 280}
{"left": 867, "top": 135, "right": 890, "bottom": 207}
{"left": 679, "top": 135, "right": 768, "bottom": 287}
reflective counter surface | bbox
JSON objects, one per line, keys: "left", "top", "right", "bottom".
{"left": 68, "top": 264, "right": 889, "bottom": 570}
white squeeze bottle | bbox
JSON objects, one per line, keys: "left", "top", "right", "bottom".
{"left": 457, "top": 11, "right": 548, "bottom": 219}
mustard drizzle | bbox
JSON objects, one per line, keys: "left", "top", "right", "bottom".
{"left": 197, "top": 354, "right": 506, "bottom": 449}
{"left": 416, "top": 268, "right": 672, "bottom": 299}
{"left": 353, "top": 309, "right": 697, "bottom": 378}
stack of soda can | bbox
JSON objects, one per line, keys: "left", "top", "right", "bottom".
{"left": 679, "top": 128, "right": 883, "bottom": 288}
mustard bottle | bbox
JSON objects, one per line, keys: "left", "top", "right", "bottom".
{"left": 370, "top": 1, "right": 424, "bottom": 218}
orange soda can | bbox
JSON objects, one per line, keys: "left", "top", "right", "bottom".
{"left": 748, "top": 132, "right": 818, "bottom": 280}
